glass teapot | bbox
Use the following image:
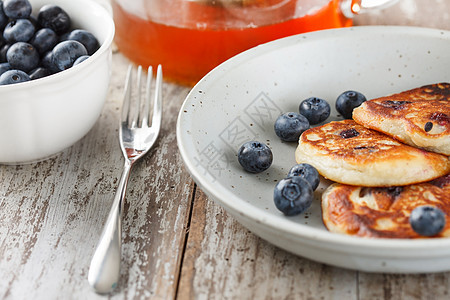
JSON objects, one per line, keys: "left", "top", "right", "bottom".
{"left": 111, "top": 0, "right": 397, "bottom": 86}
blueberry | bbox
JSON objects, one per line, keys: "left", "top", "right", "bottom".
{"left": 0, "top": 43, "right": 10, "bottom": 62}
{"left": 29, "top": 66, "right": 51, "bottom": 80}
{"left": 410, "top": 206, "right": 446, "bottom": 237}
{"left": 336, "top": 90, "right": 367, "bottom": 119}
{"left": 6, "top": 42, "right": 39, "bottom": 72}
{"left": 0, "top": 62, "right": 10, "bottom": 75}
{"left": 73, "top": 55, "right": 89, "bottom": 66}
{"left": 58, "top": 31, "right": 70, "bottom": 42}
{"left": 287, "top": 163, "right": 320, "bottom": 191}
{"left": 274, "top": 112, "right": 310, "bottom": 142}
{"left": 274, "top": 176, "right": 313, "bottom": 216}
{"left": 67, "top": 29, "right": 99, "bottom": 55}
{"left": 3, "top": 19, "right": 35, "bottom": 43}
{"left": 0, "top": 2, "right": 8, "bottom": 30}
{"left": 299, "top": 97, "right": 330, "bottom": 125}
{"left": 37, "top": 5, "right": 71, "bottom": 35}
{"left": 340, "top": 128, "right": 359, "bottom": 139}
{"left": 40, "top": 50, "right": 59, "bottom": 73}
{"left": 238, "top": 141, "right": 273, "bottom": 173}
{"left": 52, "top": 40, "right": 88, "bottom": 71}
{"left": 3, "top": 0, "right": 32, "bottom": 19}
{"left": 28, "top": 14, "right": 38, "bottom": 28}
{"left": 0, "top": 69, "right": 30, "bottom": 85}
{"left": 29, "top": 28, "right": 58, "bottom": 54}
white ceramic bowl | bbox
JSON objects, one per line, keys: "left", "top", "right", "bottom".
{"left": 0, "top": 0, "right": 115, "bottom": 164}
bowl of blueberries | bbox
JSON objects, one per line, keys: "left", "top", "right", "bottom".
{"left": 0, "top": 0, "right": 114, "bottom": 164}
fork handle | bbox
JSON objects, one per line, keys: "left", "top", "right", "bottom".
{"left": 88, "top": 161, "right": 132, "bottom": 294}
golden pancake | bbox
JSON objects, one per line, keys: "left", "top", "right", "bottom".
{"left": 321, "top": 175, "right": 450, "bottom": 238}
{"left": 295, "top": 120, "right": 450, "bottom": 186}
{"left": 353, "top": 83, "right": 450, "bottom": 155}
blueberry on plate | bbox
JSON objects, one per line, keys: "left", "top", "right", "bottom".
{"left": 0, "top": 69, "right": 30, "bottom": 85}
{"left": 274, "top": 176, "right": 313, "bottom": 216}
{"left": 37, "top": 4, "right": 71, "bottom": 35}
{"left": 67, "top": 29, "right": 100, "bottom": 55}
{"left": 29, "top": 28, "right": 58, "bottom": 54}
{"left": 52, "top": 40, "right": 88, "bottom": 71}
{"left": 299, "top": 97, "right": 330, "bottom": 125}
{"left": 274, "top": 112, "right": 310, "bottom": 142}
{"left": 3, "top": 19, "right": 35, "bottom": 43}
{"left": 287, "top": 163, "right": 320, "bottom": 191}
{"left": 410, "top": 205, "right": 446, "bottom": 237}
{"left": 3, "top": 0, "right": 32, "bottom": 19}
{"left": 335, "top": 90, "right": 367, "bottom": 119}
{"left": 6, "top": 42, "right": 39, "bottom": 72}
{"left": 238, "top": 141, "right": 273, "bottom": 173}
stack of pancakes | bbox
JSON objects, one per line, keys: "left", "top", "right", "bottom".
{"left": 295, "top": 83, "right": 450, "bottom": 238}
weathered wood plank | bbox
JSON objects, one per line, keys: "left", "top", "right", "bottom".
{"left": 358, "top": 273, "right": 450, "bottom": 300}
{"left": 177, "top": 188, "right": 358, "bottom": 300}
{"left": 0, "top": 51, "right": 194, "bottom": 299}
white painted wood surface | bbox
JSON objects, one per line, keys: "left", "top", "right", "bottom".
{"left": 0, "top": 53, "right": 194, "bottom": 299}
{"left": 1, "top": 0, "right": 449, "bottom": 299}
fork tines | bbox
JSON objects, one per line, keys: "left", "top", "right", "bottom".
{"left": 122, "top": 64, "right": 162, "bottom": 130}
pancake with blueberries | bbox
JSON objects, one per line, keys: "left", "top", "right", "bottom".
{"left": 295, "top": 120, "right": 450, "bottom": 186}
{"left": 353, "top": 83, "right": 450, "bottom": 156}
{"left": 321, "top": 175, "right": 450, "bottom": 238}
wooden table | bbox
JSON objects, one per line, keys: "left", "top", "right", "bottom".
{"left": 1, "top": 1, "right": 449, "bottom": 299}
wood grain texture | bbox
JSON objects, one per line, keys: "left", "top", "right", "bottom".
{"left": 0, "top": 50, "right": 194, "bottom": 300}
{"left": 358, "top": 273, "right": 450, "bottom": 300}
{"left": 177, "top": 188, "right": 358, "bottom": 300}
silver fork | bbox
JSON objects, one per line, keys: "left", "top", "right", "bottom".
{"left": 88, "top": 65, "right": 163, "bottom": 294}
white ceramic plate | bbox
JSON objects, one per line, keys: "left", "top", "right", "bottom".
{"left": 176, "top": 26, "right": 450, "bottom": 273}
